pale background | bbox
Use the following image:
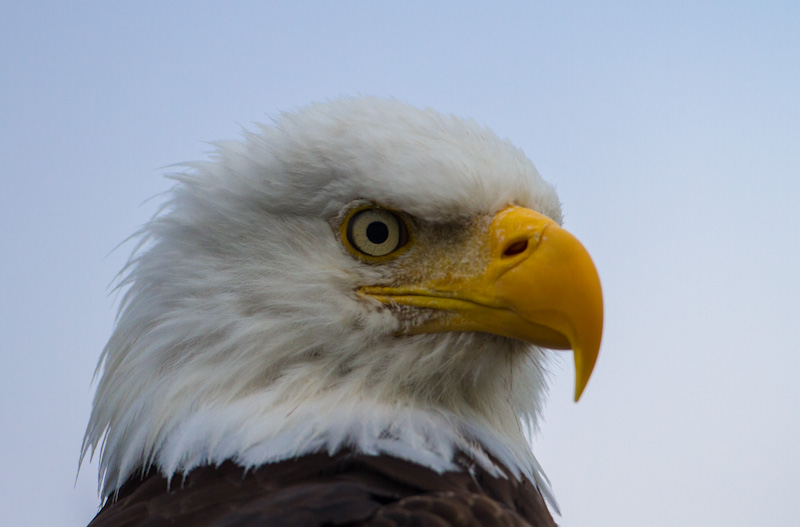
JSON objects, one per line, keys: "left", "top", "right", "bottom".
{"left": 2, "top": 2, "right": 798, "bottom": 526}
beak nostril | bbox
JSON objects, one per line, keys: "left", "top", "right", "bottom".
{"left": 503, "top": 239, "right": 528, "bottom": 257}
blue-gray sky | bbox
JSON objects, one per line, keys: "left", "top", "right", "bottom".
{"left": 1, "top": 2, "right": 798, "bottom": 525}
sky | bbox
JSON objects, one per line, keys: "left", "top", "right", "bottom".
{"left": 1, "top": 2, "right": 798, "bottom": 525}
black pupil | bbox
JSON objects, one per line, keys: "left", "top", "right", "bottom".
{"left": 366, "top": 221, "right": 390, "bottom": 244}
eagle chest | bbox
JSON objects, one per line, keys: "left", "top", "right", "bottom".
{"left": 88, "top": 452, "right": 556, "bottom": 527}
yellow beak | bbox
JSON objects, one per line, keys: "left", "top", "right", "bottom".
{"left": 361, "top": 206, "right": 603, "bottom": 401}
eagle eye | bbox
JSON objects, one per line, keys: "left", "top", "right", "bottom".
{"left": 345, "top": 208, "right": 409, "bottom": 259}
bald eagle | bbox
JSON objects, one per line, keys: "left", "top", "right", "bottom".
{"left": 82, "top": 97, "right": 603, "bottom": 526}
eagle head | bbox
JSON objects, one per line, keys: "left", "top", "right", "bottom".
{"left": 81, "top": 97, "right": 602, "bottom": 505}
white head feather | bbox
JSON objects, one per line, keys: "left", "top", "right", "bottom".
{"left": 81, "top": 97, "right": 564, "bottom": 507}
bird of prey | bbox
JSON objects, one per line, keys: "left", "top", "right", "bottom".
{"left": 81, "top": 97, "right": 603, "bottom": 526}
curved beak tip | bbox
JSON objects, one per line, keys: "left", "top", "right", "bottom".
{"left": 573, "top": 363, "right": 593, "bottom": 402}
{"left": 571, "top": 322, "right": 602, "bottom": 402}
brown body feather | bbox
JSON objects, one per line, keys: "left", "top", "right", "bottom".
{"left": 88, "top": 452, "right": 556, "bottom": 527}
